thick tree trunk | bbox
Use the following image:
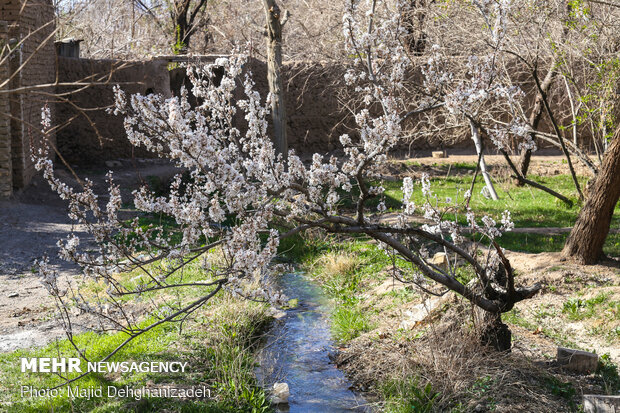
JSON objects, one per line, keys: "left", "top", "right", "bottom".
{"left": 175, "top": 16, "right": 190, "bottom": 53}
{"left": 562, "top": 128, "right": 620, "bottom": 264}
{"left": 263, "top": 0, "right": 288, "bottom": 160}
{"left": 170, "top": 0, "right": 209, "bottom": 54}
{"left": 481, "top": 313, "right": 511, "bottom": 352}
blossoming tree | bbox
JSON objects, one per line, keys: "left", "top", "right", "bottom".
{"left": 36, "top": 0, "right": 543, "bottom": 361}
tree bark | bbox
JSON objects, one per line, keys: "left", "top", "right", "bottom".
{"left": 481, "top": 312, "right": 511, "bottom": 352}
{"left": 170, "top": 0, "right": 209, "bottom": 54}
{"left": 518, "top": 61, "right": 556, "bottom": 181}
{"left": 562, "top": 128, "right": 620, "bottom": 264}
{"left": 403, "top": 0, "right": 430, "bottom": 56}
{"left": 263, "top": 0, "right": 288, "bottom": 160}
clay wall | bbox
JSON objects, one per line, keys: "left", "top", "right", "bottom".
{"left": 55, "top": 55, "right": 607, "bottom": 165}
{"left": 0, "top": 0, "right": 56, "bottom": 195}
{"left": 55, "top": 57, "right": 171, "bottom": 164}
{"left": 0, "top": 21, "right": 11, "bottom": 197}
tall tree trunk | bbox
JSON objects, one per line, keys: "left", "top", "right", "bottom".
{"left": 263, "top": 0, "right": 288, "bottom": 160}
{"left": 403, "top": 0, "right": 429, "bottom": 56}
{"left": 518, "top": 61, "right": 556, "bottom": 181}
{"left": 562, "top": 128, "right": 620, "bottom": 264}
{"left": 170, "top": 0, "right": 209, "bottom": 54}
{"left": 175, "top": 15, "right": 190, "bottom": 53}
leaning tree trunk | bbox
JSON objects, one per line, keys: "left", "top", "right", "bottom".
{"left": 470, "top": 119, "right": 499, "bottom": 200}
{"left": 562, "top": 128, "right": 620, "bottom": 264}
{"left": 263, "top": 0, "right": 288, "bottom": 160}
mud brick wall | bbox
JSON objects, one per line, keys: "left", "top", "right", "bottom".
{"left": 0, "top": 0, "right": 56, "bottom": 194}
{"left": 247, "top": 59, "right": 354, "bottom": 154}
{"left": 55, "top": 57, "right": 171, "bottom": 164}
{"left": 56, "top": 57, "right": 351, "bottom": 165}
{"left": 55, "top": 55, "right": 610, "bottom": 166}
{"left": 0, "top": 21, "right": 11, "bottom": 197}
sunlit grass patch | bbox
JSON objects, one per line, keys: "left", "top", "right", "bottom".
{"left": 0, "top": 279, "right": 272, "bottom": 413}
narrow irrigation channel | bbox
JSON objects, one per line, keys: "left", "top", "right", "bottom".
{"left": 256, "top": 272, "right": 369, "bottom": 412}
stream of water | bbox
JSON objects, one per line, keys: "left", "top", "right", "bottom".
{"left": 256, "top": 272, "right": 369, "bottom": 412}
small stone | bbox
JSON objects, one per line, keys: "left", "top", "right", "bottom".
{"left": 268, "top": 308, "right": 286, "bottom": 319}
{"left": 432, "top": 150, "right": 447, "bottom": 159}
{"left": 557, "top": 347, "right": 599, "bottom": 374}
{"left": 270, "top": 382, "right": 289, "bottom": 404}
{"left": 583, "top": 395, "right": 620, "bottom": 413}
{"left": 430, "top": 252, "right": 448, "bottom": 270}
{"left": 8, "top": 292, "right": 18, "bottom": 298}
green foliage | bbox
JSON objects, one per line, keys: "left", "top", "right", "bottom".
{"left": 542, "top": 375, "right": 576, "bottom": 401}
{"left": 562, "top": 293, "right": 616, "bottom": 321}
{"left": 469, "top": 376, "right": 494, "bottom": 397}
{"left": 332, "top": 303, "right": 375, "bottom": 342}
{"left": 596, "top": 354, "right": 620, "bottom": 395}
{"left": 380, "top": 378, "right": 440, "bottom": 413}
{"left": 0, "top": 290, "right": 271, "bottom": 412}
{"left": 173, "top": 25, "right": 187, "bottom": 55}
{"left": 357, "top": 173, "right": 599, "bottom": 228}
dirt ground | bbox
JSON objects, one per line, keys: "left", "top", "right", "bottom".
{"left": 390, "top": 148, "right": 595, "bottom": 178}
{"left": 0, "top": 158, "right": 181, "bottom": 352}
{"left": 334, "top": 251, "right": 620, "bottom": 412}
{"left": 508, "top": 251, "right": 620, "bottom": 361}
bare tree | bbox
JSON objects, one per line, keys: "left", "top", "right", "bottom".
{"left": 168, "top": 0, "right": 210, "bottom": 53}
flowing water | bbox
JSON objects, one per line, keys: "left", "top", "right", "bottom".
{"left": 256, "top": 272, "right": 369, "bottom": 412}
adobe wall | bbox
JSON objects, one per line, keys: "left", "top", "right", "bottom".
{"left": 54, "top": 55, "right": 603, "bottom": 166}
{"left": 55, "top": 57, "right": 354, "bottom": 165}
{"left": 247, "top": 59, "right": 355, "bottom": 153}
{"left": 0, "top": 0, "right": 56, "bottom": 195}
{"left": 0, "top": 21, "right": 11, "bottom": 197}
{"left": 55, "top": 57, "right": 171, "bottom": 164}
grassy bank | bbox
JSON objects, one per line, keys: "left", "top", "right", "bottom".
{"left": 278, "top": 169, "right": 620, "bottom": 412}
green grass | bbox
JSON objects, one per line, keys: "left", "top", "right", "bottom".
{"left": 339, "top": 171, "right": 620, "bottom": 255}
{"left": 279, "top": 235, "right": 393, "bottom": 343}
{"left": 345, "top": 173, "right": 619, "bottom": 230}
{"left": 0, "top": 266, "right": 272, "bottom": 413}
{"left": 332, "top": 304, "right": 375, "bottom": 342}
{"left": 562, "top": 293, "right": 618, "bottom": 321}
{"left": 597, "top": 354, "right": 620, "bottom": 394}
{"left": 379, "top": 378, "right": 440, "bottom": 413}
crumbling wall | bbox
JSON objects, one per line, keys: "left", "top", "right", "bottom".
{"left": 56, "top": 55, "right": 607, "bottom": 165}
{"left": 55, "top": 57, "right": 170, "bottom": 164}
{"left": 56, "top": 57, "right": 352, "bottom": 165}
